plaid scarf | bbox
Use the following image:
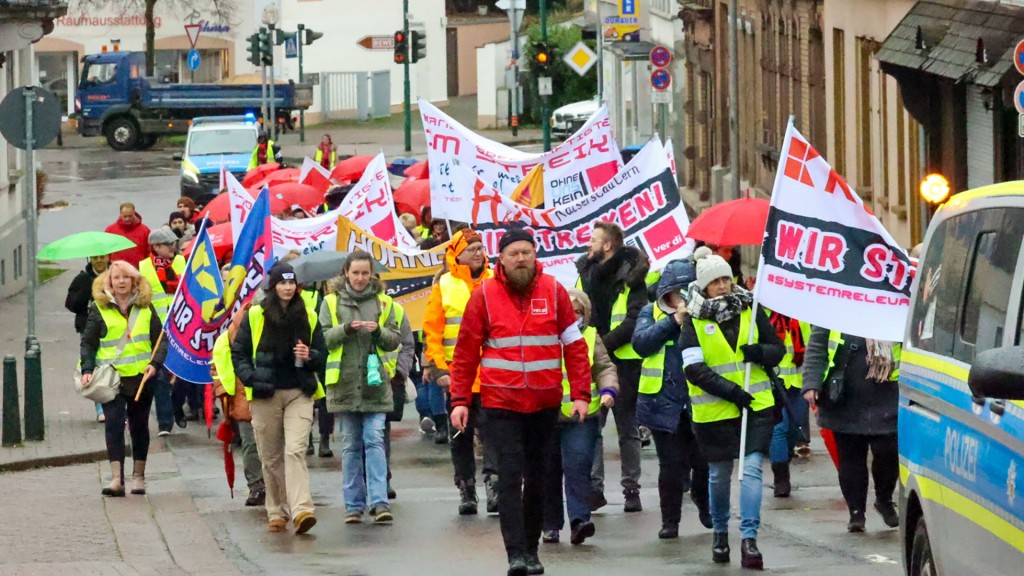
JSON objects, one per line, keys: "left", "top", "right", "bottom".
{"left": 686, "top": 283, "right": 754, "bottom": 323}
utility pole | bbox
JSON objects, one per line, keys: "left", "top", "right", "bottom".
{"left": 509, "top": 2, "right": 521, "bottom": 136}
{"left": 541, "top": 0, "right": 550, "bottom": 151}
{"left": 403, "top": 0, "right": 412, "bottom": 152}
{"left": 298, "top": 23, "right": 306, "bottom": 144}
{"left": 728, "top": 0, "right": 740, "bottom": 200}
{"left": 23, "top": 88, "right": 37, "bottom": 340}
{"left": 268, "top": 23, "right": 277, "bottom": 140}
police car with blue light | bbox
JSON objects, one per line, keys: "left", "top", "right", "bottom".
{"left": 899, "top": 181, "right": 1024, "bottom": 575}
{"left": 172, "top": 114, "right": 259, "bottom": 203}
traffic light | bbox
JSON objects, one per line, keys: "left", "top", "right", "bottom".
{"left": 246, "top": 33, "right": 260, "bottom": 66}
{"left": 920, "top": 173, "right": 951, "bottom": 204}
{"left": 303, "top": 28, "right": 323, "bottom": 45}
{"left": 411, "top": 30, "right": 427, "bottom": 63}
{"left": 533, "top": 42, "right": 552, "bottom": 74}
{"left": 258, "top": 27, "right": 273, "bottom": 66}
{"left": 273, "top": 29, "right": 292, "bottom": 46}
{"left": 393, "top": 30, "right": 407, "bottom": 64}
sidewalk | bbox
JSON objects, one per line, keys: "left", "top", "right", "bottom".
{"left": 0, "top": 267, "right": 109, "bottom": 471}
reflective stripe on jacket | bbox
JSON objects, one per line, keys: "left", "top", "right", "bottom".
{"left": 139, "top": 255, "right": 185, "bottom": 324}
{"left": 561, "top": 326, "right": 600, "bottom": 417}
{"left": 96, "top": 305, "right": 154, "bottom": 377}
{"left": 689, "top": 308, "right": 774, "bottom": 423}
{"left": 609, "top": 287, "right": 641, "bottom": 360}
{"left": 638, "top": 306, "right": 668, "bottom": 394}
{"left": 776, "top": 320, "right": 811, "bottom": 389}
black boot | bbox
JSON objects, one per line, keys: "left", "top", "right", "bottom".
{"left": 318, "top": 434, "right": 333, "bottom": 458}
{"left": 771, "top": 462, "right": 791, "bottom": 498}
{"left": 457, "top": 479, "right": 478, "bottom": 515}
{"left": 658, "top": 522, "right": 679, "bottom": 539}
{"left": 433, "top": 416, "right": 449, "bottom": 445}
{"left": 712, "top": 532, "right": 730, "bottom": 563}
{"left": 847, "top": 509, "right": 866, "bottom": 532}
{"left": 740, "top": 538, "right": 763, "bottom": 569}
{"left": 484, "top": 474, "right": 499, "bottom": 513}
{"left": 306, "top": 432, "right": 315, "bottom": 456}
{"left": 525, "top": 551, "right": 544, "bottom": 575}
{"left": 507, "top": 557, "right": 528, "bottom": 576}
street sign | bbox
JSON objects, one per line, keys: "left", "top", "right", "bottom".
{"left": 185, "top": 23, "right": 201, "bottom": 48}
{"left": 1015, "top": 38, "right": 1024, "bottom": 76}
{"left": 1015, "top": 80, "right": 1024, "bottom": 114}
{"left": 1018, "top": 114, "right": 1024, "bottom": 138}
{"left": 538, "top": 76, "right": 553, "bottom": 96}
{"left": 564, "top": 41, "right": 597, "bottom": 76}
{"left": 285, "top": 34, "right": 298, "bottom": 59}
{"left": 187, "top": 49, "right": 201, "bottom": 71}
{"left": 303, "top": 72, "right": 320, "bottom": 85}
{"left": 357, "top": 35, "right": 396, "bottom": 51}
{"left": 0, "top": 87, "right": 61, "bottom": 150}
{"left": 650, "top": 45, "right": 671, "bottom": 68}
{"left": 650, "top": 69, "right": 671, "bottom": 91}
{"left": 496, "top": 0, "right": 526, "bottom": 9}
{"left": 652, "top": 91, "right": 671, "bottom": 104}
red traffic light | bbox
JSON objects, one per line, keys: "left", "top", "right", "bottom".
{"left": 395, "top": 31, "right": 406, "bottom": 43}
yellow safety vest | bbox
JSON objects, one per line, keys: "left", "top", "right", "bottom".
{"left": 139, "top": 255, "right": 186, "bottom": 324}
{"left": 438, "top": 270, "right": 493, "bottom": 362}
{"left": 561, "top": 326, "right": 600, "bottom": 417}
{"left": 381, "top": 302, "right": 406, "bottom": 380}
{"left": 314, "top": 148, "right": 336, "bottom": 169}
{"left": 688, "top": 308, "right": 775, "bottom": 423}
{"left": 248, "top": 139, "right": 276, "bottom": 170}
{"left": 95, "top": 305, "right": 154, "bottom": 377}
{"left": 574, "top": 276, "right": 640, "bottom": 360}
{"left": 775, "top": 319, "right": 811, "bottom": 390}
{"left": 638, "top": 306, "right": 669, "bottom": 394}
{"left": 212, "top": 331, "right": 236, "bottom": 396}
{"left": 826, "top": 331, "right": 901, "bottom": 382}
{"left": 300, "top": 288, "right": 320, "bottom": 315}
{"left": 322, "top": 292, "right": 395, "bottom": 386}
{"left": 245, "top": 304, "right": 325, "bottom": 401}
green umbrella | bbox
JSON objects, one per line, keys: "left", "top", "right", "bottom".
{"left": 36, "top": 231, "right": 138, "bottom": 260}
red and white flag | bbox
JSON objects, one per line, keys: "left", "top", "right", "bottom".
{"left": 756, "top": 121, "right": 913, "bottom": 342}
{"left": 299, "top": 157, "right": 335, "bottom": 194}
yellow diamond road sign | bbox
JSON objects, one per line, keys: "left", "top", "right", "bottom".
{"left": 564, "top": 41, "right": 597, "bottom": 76}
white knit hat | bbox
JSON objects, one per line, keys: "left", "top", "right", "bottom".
{"left": 693, "top": 246, "right": 733, "bottom": 291}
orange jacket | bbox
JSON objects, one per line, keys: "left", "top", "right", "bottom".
{"left": 423, "top": 249, "right": 491, "bottom": 392}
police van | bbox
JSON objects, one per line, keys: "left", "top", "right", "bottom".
{"left": 899, "top": 182, "right": 1024, "bottom": 575}
{"left": 172, "top": 114, "right": 259, "bottom": 203}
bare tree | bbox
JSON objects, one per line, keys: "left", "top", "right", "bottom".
{"left": 70, "top": 0, "right": 237, "bottom": 76}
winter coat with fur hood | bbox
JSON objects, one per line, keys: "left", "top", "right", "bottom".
{"left": 79, "top": 275, "right": 167, "bottom": 382}
{"left": 575, "top": 245, "right": 651, "bottom": 355}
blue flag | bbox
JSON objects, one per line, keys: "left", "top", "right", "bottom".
{"left": 223, "top": 186, "right": 276, "bottom": 320}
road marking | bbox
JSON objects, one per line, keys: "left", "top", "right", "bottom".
{"left": 865, "top": 554, "right": 898, "bottom": 564}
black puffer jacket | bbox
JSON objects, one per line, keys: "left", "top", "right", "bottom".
{"left": 680, "top": 304, "right": 784, "bottom": 462}
{"left": 66, "top": 263, "right": 100, "bottom": 334}
{"left": 576, "top": 245, "right": 651, "bottom": 354}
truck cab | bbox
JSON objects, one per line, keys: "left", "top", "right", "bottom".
{"left": 76, "top": 52, "right": 167, "bottom": 150}
{"left": 899, "top": 182, "right": 1024, "bottom": 575}
{"left": 174, "top": 115, "right": 258, "bottom": 203}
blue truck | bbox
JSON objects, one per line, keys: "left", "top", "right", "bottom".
{"left": 75, "top": 51, "right": 313, "bottom": 151}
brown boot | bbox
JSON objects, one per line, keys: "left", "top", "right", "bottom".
{"left": 101, "top": 461, "right": 125, "bottom": 497}
{"left": 130, "top": 460, "right": 147, "bottom": 495}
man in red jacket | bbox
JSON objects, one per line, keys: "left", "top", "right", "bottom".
{"left": 104, "top": 202, "right": 151, "bottom": 267}
{"left": 450, "top": 228, "right": 591, "bottom": 576}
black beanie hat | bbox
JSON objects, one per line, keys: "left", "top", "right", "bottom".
{"left": 266, "top": 262, "right": 297, "bottom": 289}
{"left": 498, "top": 228, "right": 535, "bottom": 253}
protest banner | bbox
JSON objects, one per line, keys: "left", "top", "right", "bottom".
{"left": 756, "top": 121, "right": 913, "bottom": 341}
{"left": 420, "top": 99, "right": 621, "bottom": 217}
{"left": 336, "top": 153, "right": 421, "bottom": 251}
{"left": 334, "top": 216, "right": 448, "bottom": 330}
{"left": 163, "top": 222, "right": 227, "bottom": 383}
{"left": 452, "top": 138, "right": 692, "bottom": 286}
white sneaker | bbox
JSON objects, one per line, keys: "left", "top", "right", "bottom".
{"left": 157, "top": 430, "right": 170, "bottom": 437}
{"left": 420, "top": 416, "right": 435, "bottom": 434}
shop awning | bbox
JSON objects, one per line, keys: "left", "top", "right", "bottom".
{"left": 875, "top": 0, "right": 1024, "bottom": 87}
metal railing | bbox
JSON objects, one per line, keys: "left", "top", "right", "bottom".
{"left": 319, "top": 70, "right": 391, "bottom": 121}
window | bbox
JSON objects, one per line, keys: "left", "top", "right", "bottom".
{"left": 957, "top": 209, "right": 1024, "bottom": 362}
{"left": 910, "top": 214, "right": 970, "bottom": 356}
{"left": 82, "top": 62, "right": 118, "bottom": 85}
{"left": 188, "top": 128, "right": 257, "bottom": 156}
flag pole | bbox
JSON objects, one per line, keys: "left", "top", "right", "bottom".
{"left": 737, "top": 115, "right": 796, "bottom": 481}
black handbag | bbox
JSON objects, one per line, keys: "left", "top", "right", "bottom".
{"left": 820, "top": 340, "right": 856, "bottom": 408}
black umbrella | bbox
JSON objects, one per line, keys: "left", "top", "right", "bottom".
{"left": 288, "top": 251, "right": 388, "bottom": 284}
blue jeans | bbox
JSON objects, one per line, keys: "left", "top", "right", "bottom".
{"left": 543, "top": 417, "right": 600, "bottom": 530}
{"left": 708, "top": 452, "right": 764, "bottom": 540}
{"left": 770, "top": 387, "right": 809, "bottom": 464}
{"left": 153, "top": 370, "right": 173, "bottom": 430}
{"left": 415, "top": 379, "right": 447, "bottom": 419}
{"left": 339, "top": 412, "right": 388, "bottom": 513}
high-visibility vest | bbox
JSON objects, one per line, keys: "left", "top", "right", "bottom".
{"left": 95, "top": 305, "right": 154, "bottom": 377}
{"left": 248, "top": 139, "right": 276, "bottom": 170}
{"left": 438, "top": 270, "right": 494, "bottom": 362}
{"left": 826, "top": 331, "right": 901, "bottom": 382}
{"left": 139, "top": 255, "right": 186, "bottom": 324}
{"left": 245, "top": 304, "right": 325, "bottom": 401}
{"left": 314, "top": 147, "right": 336, "bottom": 169}
{"left": 380, "top": 302, "right": 406, "bottom": 380}
{"left": 776, "top": 320, "right": 811, "bottom": 390}
{"left": 212, "top": 331, "right": 236, "bottom": 395}
{"left": 575, "top": 276, "right": 640, "bottom": 360}
{"left": 561, "top": 326, "right": 600, "bottom": 417}
{"left": 688, "top": 308, "right": 775, "bottom": 423}
{"left": 300, "top": 288, "right": 320, "bottom": 315}
{"left": 638, "top": 306, "right": 669, "bottom": 394}
{"left": 322, "top": 292, "right": 395, "bottom": 386}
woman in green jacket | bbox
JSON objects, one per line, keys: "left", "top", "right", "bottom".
{"left": 319, "top": 251, "right": 401, "bottom": 524}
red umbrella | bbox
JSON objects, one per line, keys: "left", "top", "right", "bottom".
{"left": 215, "top": 419, "right": 236, "bottom": 498}
{"left": 183, "top": 221, "right": 233, "bottom": 262}
{"left": 196, "top": 192, "right": 290, "bottom": 225}
{"left": 251, "top": 167, "right": 301, "bottom": 189}
{"left": 267, "top": 182, "right": 324, "bottom": 212}
{"left": 686, "top": 196, "right": 770, "bottom": 246}
{"left": 204, "top": 382, "right": 215, "bottom": 436}
{"left": 242, "top": 163, "right": 280, "bottom": 188}
{"left": 331, "top": 155, "right": 375, "bottom": 182}
{"left": 394, "top": 179, "right": 430, "bottom": 218}
{"left": 403, "top": 160, "right": 429, "bottom": 180}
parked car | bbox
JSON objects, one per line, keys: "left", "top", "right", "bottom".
{"left": 550, "top": 96, "right": 600, "bottom": 139}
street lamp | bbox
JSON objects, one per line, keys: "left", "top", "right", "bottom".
{"left": 920, "top": 173, "right": 951, "bottom": 204}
